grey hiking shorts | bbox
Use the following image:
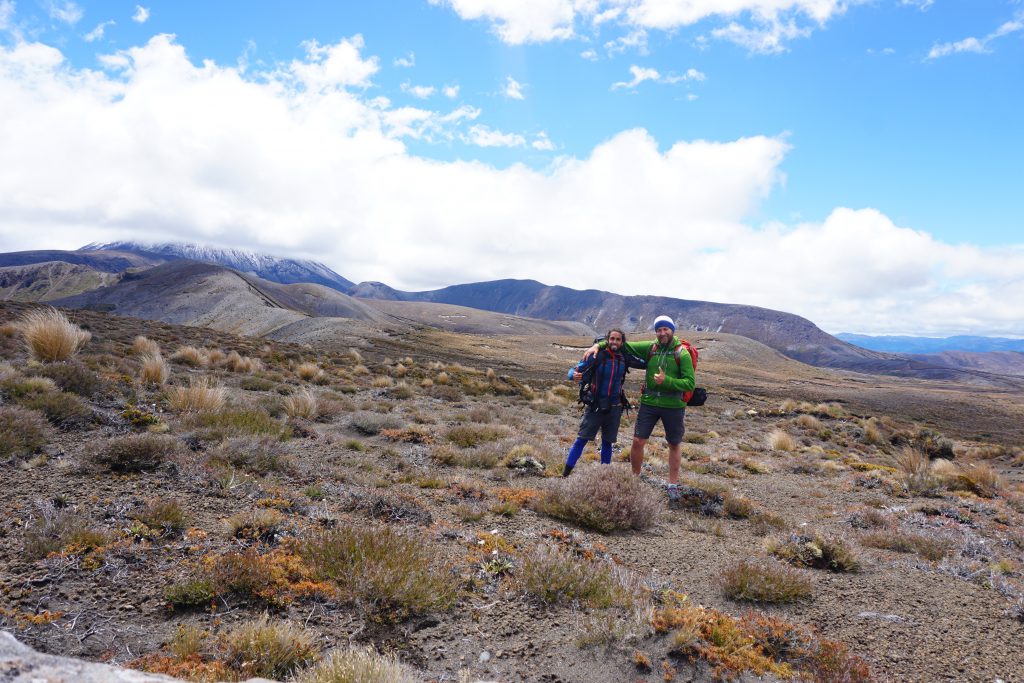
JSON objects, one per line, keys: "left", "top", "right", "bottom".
{"left": 633, "top": 404, "right": 685, "bottom": 445}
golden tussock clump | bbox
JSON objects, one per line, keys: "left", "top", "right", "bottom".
{"left": 767, "top": 429, "right": 796, "bottom": 452}
{"left": 169, "top": 376, "right": 226, "bottom": 413}
{"left": 17, "top": 308, "right": 91, "bottom": 362}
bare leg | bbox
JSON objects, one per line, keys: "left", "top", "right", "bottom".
{"left": 667, "top": 442, "right": 681, "bottom": 484}
{"left": 630, "top": 436, "right": 647, "bottom": 476}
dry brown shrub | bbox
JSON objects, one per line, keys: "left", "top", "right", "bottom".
{"left": 299, "top": 525, "right": 457, "bottom": 620}
{"left": 886, "top": 446, "right": 939, "bottom": 495}
{"left": 538, "top": 466, "right": 661, "bottom": 532}
{"left": 779, "top": 399, "right": 798, "bottom": 413}
{"left": 95, "top": 433, "right": 183, "bottom": 472}
{"left": 518, "top": 543, "right": 622, "bottom": 607}
{"left": 169, "top": 376, "right": 226, "bottom": 413}
{"left": 860, "top": 530, "right": 950, "bottom": 561}
{"left": 767, "top": 533, "right": 860, "bottom": 572}
{"left": 297, "top": 646, "right": 418, "bottom": 683}
{"left": 943, "top": 461, "right": 1004, "bottom": 498}
{"left": 220, "top": 616, "right": 317, "bottom": 681}
{"left": 435, "top": 371, "right": 450, "bottom": 385}
{"left": 721, "top": 560, "right": 813, "bottom": 603}
{"left": 0, "top": 404, "right": 50, "bottom": 459}
{"left": 17, "top": 308, "right": 91, "bottom": 362}
{"left": 371, "top": 375, "right": 392, "bottom": 388}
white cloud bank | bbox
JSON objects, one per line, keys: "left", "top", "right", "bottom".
{"left": 429, "top": 0, "right": 857, "bottom": 53}
{"left": 1, "top": 35, "right": 1022, "bottom": 335}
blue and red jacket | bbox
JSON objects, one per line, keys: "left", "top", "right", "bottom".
{"left": 570, "top": 348, "right": 628, "bottom": 410}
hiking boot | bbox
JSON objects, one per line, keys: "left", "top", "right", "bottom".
{"left": 666, "top": 483, "right": 681, "bottom": 502}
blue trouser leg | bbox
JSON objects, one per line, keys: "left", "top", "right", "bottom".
{"left": 600, "top": 440, "right": 613, "bottom": 464}
{"left": 565, "top": 438, "right": 587, "bottom": 470}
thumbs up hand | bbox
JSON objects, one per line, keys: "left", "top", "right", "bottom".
{"left": 654, "top": 367, "right": 666, "bottom": 385}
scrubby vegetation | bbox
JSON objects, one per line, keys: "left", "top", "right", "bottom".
{"left": 4, "top": 301, "right": 1023, "bottom": 681}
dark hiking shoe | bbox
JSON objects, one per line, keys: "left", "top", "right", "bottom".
{"left": 666, "top": 483, "right": 681, "bottom": 502}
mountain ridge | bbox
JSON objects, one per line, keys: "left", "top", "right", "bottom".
{"left": 80, "top": 241, "right": 355, "bottom": 293}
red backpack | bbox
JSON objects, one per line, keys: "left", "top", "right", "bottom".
{"left": 647, "top": 339, "right": 699, "bottom": 404}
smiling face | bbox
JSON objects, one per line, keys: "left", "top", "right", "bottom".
{"left": 655, "top": 326, "right": 674, "bottom": 346}
{"left": 607, "top": 330, "right": 624, "bottom": 351}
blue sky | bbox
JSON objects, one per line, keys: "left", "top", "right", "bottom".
{"left": 1, "top": 0, "right": 1022, "bottom": 335}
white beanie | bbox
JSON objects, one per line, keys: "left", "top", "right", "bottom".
{"left": 653, "top": 315, "right": 676, "bottom": 332}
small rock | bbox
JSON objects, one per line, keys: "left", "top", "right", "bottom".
{"left": 479, "top": 650, "right": 491, "bottom": 663}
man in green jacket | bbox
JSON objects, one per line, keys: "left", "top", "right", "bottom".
{"left": 583, "top": 315, "right": 695, "bottom": 501}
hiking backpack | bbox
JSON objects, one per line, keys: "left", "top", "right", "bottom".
{"left": 646, "top": 339, "right": 707, "bottom": 407}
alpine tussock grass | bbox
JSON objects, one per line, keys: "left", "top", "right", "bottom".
{"left": 17, "top": 308, "right": 91, "bottom": 362}
{"left": 169, "top": 376, "right": 226, "bottom": 413}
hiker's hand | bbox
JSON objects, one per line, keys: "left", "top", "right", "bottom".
{"left": 582, "top": 344, "right": 600, "bottom": 360}
{"left": 654, "top": 367, "right": 666, "bottom": 385}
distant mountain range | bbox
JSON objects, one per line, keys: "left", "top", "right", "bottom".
{"left": 837, "top": 333, "right": 1024, "bottom": 354}
{"left": 80, "top": 241, "right": 355, "bottom": 293}
{"left": 3, "top": 241, "right": 1023, "bottom": 384}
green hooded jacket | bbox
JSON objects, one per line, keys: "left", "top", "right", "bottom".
{"left": 599, "top": 336, "right": 695, "bottom": 409}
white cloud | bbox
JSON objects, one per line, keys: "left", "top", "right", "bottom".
{"left": 927, "top": 12, "right": 1024, "bottom": 59}
{"left": 442, "top": 84, "right": 460, "bottom": 98}
{"left": 284, "top": 36, "right": 379, "bottom": 91}
{"left": 2, "top": 34, "right": 1023, "bottom": 335}
{"left": 900, "top": 0, "right": 933, "bottom": 9}
{"left": 612, "top": 64, "right": 660, "bottom": 89}
{"left": 431, "top": 0, "right": 853, "bottom": 52}
{"left": 84, "top": 20, "right": 115, "bottom": 43}
{"left": 465, "top": 124, "right": 526, "bottom": 147}
{"left": 132, "top": 5, "right": 149, "bottom": 23}
{"left": 604, "top": 27, "right": 648, "bottom": 55}
{"left": 532, "top": 132, "right": 556, "bottom": 150}
{"left": 503, "top": 75, "right": 524, "bottom": 99}
{"left": 580, "top": 48, "right": 598, "bottom": 60}
{"left": 711, "top": 17, "right": 811, "bottom": 55}
{"left": 46, "top": 0, "right": 81, "bottom": 25}
{"left": 393, "top": 51, "right": 415, "bottom": 68}
{"left": 401, "top": 82, "right": 435, "bottom": 98}
{"left": 427, "top": 0, "right": 577, "bottom": 44}
{"left": 613, "top": 64, "right": 704, "bottom": 89}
